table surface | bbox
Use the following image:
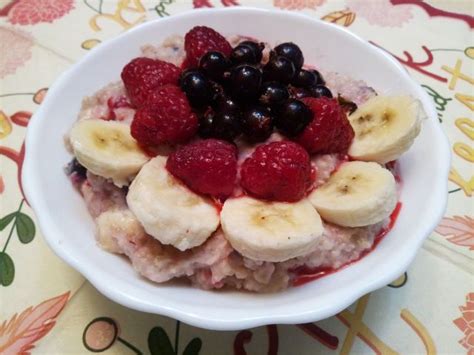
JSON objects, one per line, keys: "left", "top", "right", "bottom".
{"left": 1, "top": 1, "right": 473, "bottom": 354}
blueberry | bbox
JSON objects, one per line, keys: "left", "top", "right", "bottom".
{"left": 229, "top": 65, "right": 262, "bottom": 100}
{"left": 307, "top": 85, "right": 333, "bottom": 98}
{"left": 275, "top": 99, "right": 313, "bottom": 136}
{"left": 312, "top": 69, "right": 325, "bottom": 85}
{"left": 199, "top": 51, "right": 231, "bottom": 81}
{"left": 230, "top": 41, "right": 264, "bottom": 65}
{"left": 263, "top": 55, "right": 296, "bottom": 84}
{"left": 66, "top": 158, "right": 87, "bottom": 178}
{"left": 274, "top": 42, "right": 304, "bottom": 71}
{"left": 213, "top": 95, "right": 241, "bottom": 114}
{"left": 259, "top": 82, "right": 289, "bottom": 107}
{"left": 180, "top": 70, "right": 213, "bottom": 107}
{"left": 289, "top": 86, "right": 309, "bottom": 99}
{"left": 242, "top": 106, "right": 274, "bottom": 142}
{"left": 199, "top": 110, "right": 241, "bottom": 141}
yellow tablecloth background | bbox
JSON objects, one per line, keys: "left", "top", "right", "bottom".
{"left": 1, "top": 1, "right": 472, "bottom": 354}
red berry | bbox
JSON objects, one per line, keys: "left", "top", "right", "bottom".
{"left": 184, "top": 26, "right": 232, "bottom": 68}
{"left": 166, "top": 139, "right": 238, "bottom": 198}
{"left": 295, "top": 97, "right": 354, "bottom": 154}
{"left": 121, "top": 57, "right": 181, "bottom": 107}
{"left": 330, "top": 110, "right": 355, "bottom": 152}
{"left": 131, "top": 85, "right": 198, "bottom": 146}
{"left": 240, "top": 141, "right": 312, "bottom": 202}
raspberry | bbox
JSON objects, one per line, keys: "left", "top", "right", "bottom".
{"left": 121, "top": 57, "right": 181, "bottom": 107}
{"left": 184, "top": 26, "right": 232, "bottom": 68}
{"left": 131, "top": 85, "right": 198, "bottom": 146}
{"left": 240, "top": 141, "right": 312, "bottom": 202}
{"left": 166, "top": 139, "right": 238, "bottom": 198}
{"left": 295, "top": 97, "right": 354, "bottom": 154}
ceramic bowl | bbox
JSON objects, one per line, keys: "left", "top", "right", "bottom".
{"left": 23, "top": 8, "right": 450, "bottom": 330}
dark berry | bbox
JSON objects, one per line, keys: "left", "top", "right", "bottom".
{"left": 199, "top": 110, "right": 241, "bottom": 141}
{"left": 292, "top": 69, "right": 320, "bottom": 88}
{"left": 199, "top": 51, "right": 231, "bottom": 81}
{"left": 229, "top": 65, "right": 262, "bottom": 100}
{"left": 263, "top": 55, "right": 295, "bottom": 84}
{"left": 231, "top": 41, "right": 264, "bottom": 64}
{"left": 166, "top": 139, "right": 237, "bottom": 198}
{"left": 179, "top": 70, "right": 213, "bottom": 107}
{"left": 259, "top": 82, "right": 289, "bottom": 107}
{"left": 240, "top": 141, "right": 312, "bottom": 202}
{"left": 213, "top": 95, "right": 241, "bottom": 114}
{"left": 209, "top": 80, "right": 225, "bottom": 103}
{"left": 66, "top": 158, "right": 87, "bottom": 178}
{"left": 312, "top": 69, "right": 325, "bottom": 85}
{"left": 275, "top": 99, "right": 312, "bottom": 136}
{"left": 242, "top": 106, "right": 274, "bottom": 142}
{"left": 274, "top": 42, "right": 304, "bottom": 71}
{"left": 231, "top": 45, "right": 258, "bottom": 65}
{"left": 307, "top": 85, "right": 333, "bottom": 98}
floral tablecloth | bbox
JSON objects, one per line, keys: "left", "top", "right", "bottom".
{"left": 1, "top": 0, "right": 473, "bottom": 354}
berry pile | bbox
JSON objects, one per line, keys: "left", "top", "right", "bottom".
{"left": 120, "top": 26, "right": 356, "bottom": 202}
{"left": 178, "top": 31, "right": 338, "bottom": 143}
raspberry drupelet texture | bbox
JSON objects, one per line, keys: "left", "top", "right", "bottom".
{"left": 295, "top": 97, "right": 354, "bottom": 154}
{"left": 131, "top": 85, "right": 198, "bottom": 146}
{"left": 184, "top": 26, "right": 232, "bottom": 68}
{"left": 240, "top": 141, "right": 313, "bottom": 202}
{"left": 166, "top": 139, "right": 238, "bottom": 199}
{"left": 121, "top": 57, "right": 181, "bottom": 107}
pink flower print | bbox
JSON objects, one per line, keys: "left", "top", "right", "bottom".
{"left": 0, "top": 26, "right": 33, "bottom": 79}
{"left": 6, "top": 0, "right": 74, "bottom": 25}
{"left": 453, "top": 293, "right": 474, "bottom": 353}
{"left": 274, "top": 0, "right": 326, "bottom": 11}
{"left": 346, "top": 0, "right": 413, "bottom": 27}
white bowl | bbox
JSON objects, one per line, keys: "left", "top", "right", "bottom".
{"left": 23, "top": 8, "right": 450, "bottom": 330}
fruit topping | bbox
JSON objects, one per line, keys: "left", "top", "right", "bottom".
{"left": 199, "top": 51, "right": 231, "bottom": 81}
{"left": 179, "top": 70, "right": 214, "bottom": 108}
{"left": 184, "top": 26, "right": 232, "bottom": 68}
{"left": 166, "top": 139, "right": 238, "bottom": 198}
{"left": 229, "top": 65, "right": 262, "bottom": 100}
{"left": 230, "top": 41, "right": 264, "bottom": 65}
{"left": 259, "top": 81, "right": 289, "bottom": 107}
{"left": 275, "top": 99, "right": 312, "bottom": 136}
{"left": 273, "top": 42, "right": 304, "bottom": 71}
{"left": 131, "top": 85, "right": 198, "bottom": 146}
{"left": 121, "top": 57, "right": 181, "bottom": 107}
{"left": 263, "top": 55, "right": 296, "bottom": 84}
{"left": 241, "top": 106, "right": 274, "bottom": 142}
{"left": 240, "top": 141, "right": 312, "bottom": 202}
{"left": 198, "top": 109, "right": 242, "bottom": 141}
{"left": 295, "top": 97, "right": 354, "bottom": 154}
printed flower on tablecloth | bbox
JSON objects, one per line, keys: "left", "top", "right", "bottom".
{"left": 0, "top": 292, "right": 70, "bottom": 354}
{"left": 435, "top": 216, "right": 474, "bottom": 251}
{"left": 453, "top": 293, "right": 474, "bottom": 353}
{"left": 1, "top": 0, "right": 74, "bottom": 25}
{"left": 274, "top": 0, "right": 326, "bottom": 11}
{"left": 346, "top": 0, "right": 413, "bottom": 27}
{"left": 0, "top": 26, "right": 33, "bottom": 79}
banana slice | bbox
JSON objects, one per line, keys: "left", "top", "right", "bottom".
{"left": 220, "top": 196, "right": 324, "bottom": 262}
{"left": 69, "top": 119, "right": 149, "bottom": 186}
{"left": 348, "top": 95, "right": 423, "bottom": 164}
{"left": 309, "top": 161, "right": 397, "bottom": 227}
{"left": 127, "top": 156, "right": 219, "bottom": 251}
